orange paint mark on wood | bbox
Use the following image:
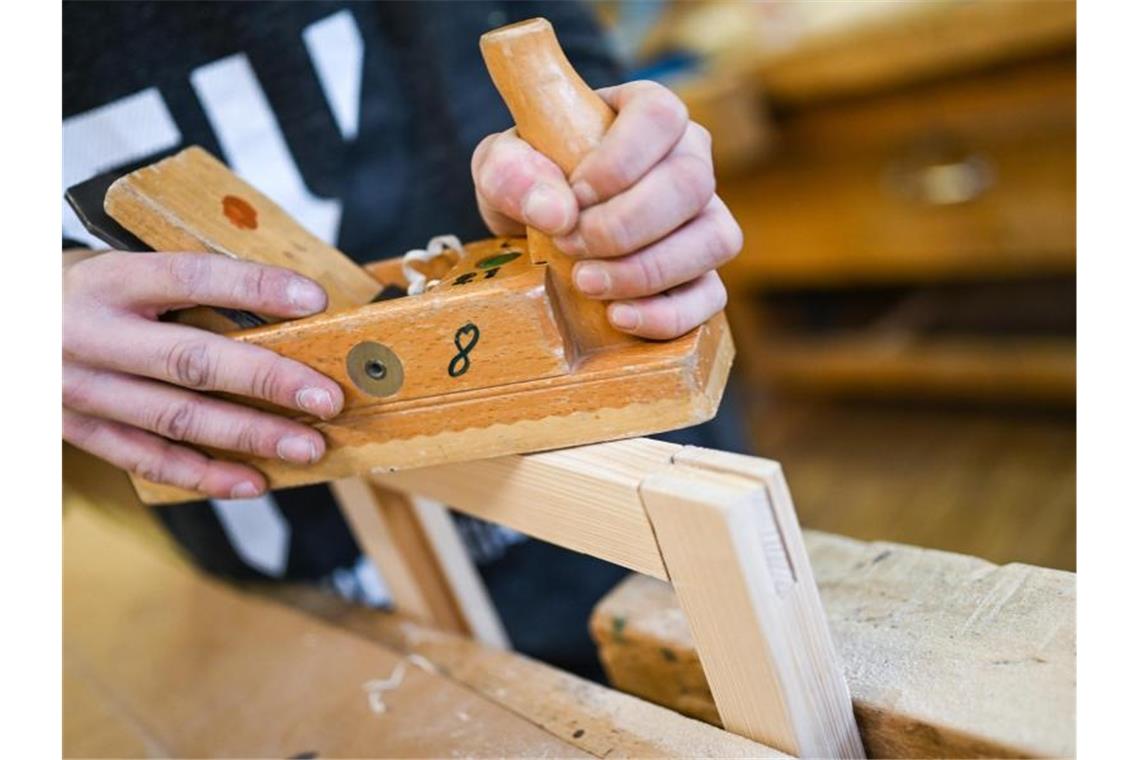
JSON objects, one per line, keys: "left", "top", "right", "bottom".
{"left": 222, "top": 195, "right": 258, "bottom": 230}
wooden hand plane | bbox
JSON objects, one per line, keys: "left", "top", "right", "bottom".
{"left": 66, "top": 18, "right": 735, "bottom": 505}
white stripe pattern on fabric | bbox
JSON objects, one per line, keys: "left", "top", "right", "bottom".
{"left": 190, "top": 53, "right": 342, "bottom": 244}
{"left": 62, "top": 88, "right": 182, "bottom": 247}
{"left": 303, "top": 9, "right": 364, "bottom": 141}
{"left": 210, "top": 494, "right": 291, "bottom": 577}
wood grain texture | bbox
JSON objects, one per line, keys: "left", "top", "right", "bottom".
{"left": 381, "top": 439, "right": 860, "bottom": 755}
{"left": 265, "top": 585, "right": 786, "bottom": 759}
{"left": 591, "top": 534, "right": 1076, "bottom": 758}
{"left": 481, "top": 17, "right": 636, "bottom": 356}
{"left": 332, "top": 477, "right": 508, "bottom": 648}
{"left": 63, "top": 502, "right": 588, "bottom": 759}
{"left": 230, "top": 260, "right": 570, "bottom": 411}
{"left": 104, "top": 146, "right": 735, "bottom": 505}
{"left": 135, "top": 311, "right": 733, "bottom": 504}
{"left": 104, "top": 146, "right": 379, "bottom": 311}
{"left": 63, "top": 451, "right": 781, "bottom": 759}
{"left": 642, "top": 451, "right": 864, "bottom": 757}
{"left": 379, "top": 438, "right": 679, "bottom": 579}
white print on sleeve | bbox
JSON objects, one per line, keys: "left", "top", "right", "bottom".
{"left": 62, "top": 8, "right": 366, "bottom": 246}
{"left": 62, "top": 88, "right": 182, "bottom": 248}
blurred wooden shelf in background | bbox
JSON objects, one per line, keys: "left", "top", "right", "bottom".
{"left": 671, "top": 0, "right": 1078, "bottom": 406}
{"left": 618, "top": 0, "right": 1077, "bottom": 570}
{"left": 720, "top": 54, "right": 1075, "bottom": 289}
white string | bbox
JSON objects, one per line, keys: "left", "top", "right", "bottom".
{"left": 362, "top": 661, "right": 407, "bottom": 715}
{"left": 402, "top": 234, "right": 464, "bottom": 295}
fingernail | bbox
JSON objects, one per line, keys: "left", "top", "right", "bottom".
{"left": 554, "top": 230, "right": 587, "bottom": 257}
{"left": 287, "top": 278, "right": 326, "bottom": 314}
{"left": 574, "top": 263, "right": 610, "bottom": 296}
{"left": 572, "top": 180, "right": 598, "bottom": 207}
{"left": 277, "top": 435, "right": 319, "bottom": 464}
{"left": 610, "top": 303, "right": 640, "bottom": 331}
{"left": 230, "top": 481, "right": 261, "bottom": 499}
{"left": 296, "top": 387, "right": 335, "bottom": 419}
{"left": 522, "top": 183, "right": 572, "bottom": 232}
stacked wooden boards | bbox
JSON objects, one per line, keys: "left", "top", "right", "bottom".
{"left": 590, "top": 533, "right": 1076, "bottom": 758}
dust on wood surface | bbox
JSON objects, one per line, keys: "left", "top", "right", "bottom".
{"left": 266, "top": 584, "right": 785, "bottom": 759}
{"left": 63, "top": 502, "right": 588, "bottom": 758}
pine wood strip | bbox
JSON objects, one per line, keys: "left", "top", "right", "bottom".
{"left": 379, "top": 440, "right": 860, "bottom": 755}
{"left": 375, "top": 438, "right": 679, "bottom": 579}
{"left": 265, "top": 584, "right": 787, "bottom": 759}
{"left": 331, "top": 476, "right": 508, "bottom": 648}
{"left": 590, "top": 533, "right": 1076, "bottom": 758}
{"left": 63, "top": 503, "right": 587, "bottom": 759}
{"left": 642, "top": 452, "right": 864, "bottom": 757}
{"left": 406, "top": 495, "right": 511, "bottom": 649}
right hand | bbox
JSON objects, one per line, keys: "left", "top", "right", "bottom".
{"left": 63, "top": 251, "right": 345, "bottom": 499}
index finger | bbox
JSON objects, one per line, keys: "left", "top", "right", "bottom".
{"left": 91, "top": 251, "right": 330, "bottom": 319}
{"left": 569, "top": 81, "right": 691, "bottom": 207}
{"left": 68, "top": 316, "right": 345, "bottom": 419}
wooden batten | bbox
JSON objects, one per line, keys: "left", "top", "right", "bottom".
{"left": 374, "top": 438, "right": 862, "bottom": 756}
{"left": 331, "top": 477, "right": 508, "bottom": 648}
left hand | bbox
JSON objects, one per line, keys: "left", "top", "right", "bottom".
{"left": 472, "top": 80, "right": 742, "bottom": 340}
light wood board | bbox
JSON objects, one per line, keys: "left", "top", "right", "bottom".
{"left": 591, "top": 532, "right": 1076, "bottom": 758}
{"left": 64, "top": 503, "right": 587, "bottom": 759}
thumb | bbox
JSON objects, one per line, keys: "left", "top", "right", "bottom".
{"left": 473, "top": 129, "right": 578, "bottom": 236}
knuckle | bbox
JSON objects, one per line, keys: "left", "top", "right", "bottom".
{"left": 63, "top": 412, "right": 99, "bottom": 447}
{"left": 646, "top": 90, "right": 688, "bottom": 133}
{"left": 152, "top": 401, "right": 198, "bottom": 442}
{"left": 231, "top": 420, "right": 267, "bottom": 456}
{"left": 472, "top": 133, "right": 498, "bottom": 176}
{"left": 249, "top": 360, "right": 287, "bottom": 404}
{"left": 712, "top": 274, "right": 728, "bottom": 307}
{"left": 236, "top": 264, "right": 275, "bottom": 306}
{"left": 129, "top": 452, "right": 165, "bottom": 484}
{"left": 675, "top": 155, "right": 716, "bottom": 210}
{"left": 165, "top": 340, "right": 215, "bottom": 389}
{"left": 62, "top": 373, "right": 91, "bottom": 410}
{"left": 690, "top": 122, "right": 713, "bottom": 149}
{"left": 634, "top": 252, "right": 669, "bottom": 295}
{"left": 709, "top": 212, "right": 744, "bottom": 264}
{"left": 581, "top": 208, "right": 632, "bottom": 255}
{"left": 474, "top": 156, "right": 498, "bottom": 199}
{"left": 167, "top": 254, "right": 210, "bottom": 296}
{"left": 134, "top": 443, "right": 201, "bottom": 491}
{"left": 597, "top": 154, "right": 637, "bottom": 194}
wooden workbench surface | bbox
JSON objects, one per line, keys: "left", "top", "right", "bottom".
{"left": 62, "top": 482, "right": 777, "bottom": 758}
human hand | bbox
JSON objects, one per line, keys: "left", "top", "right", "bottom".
{"left": 63, "top": 251, "right": 345, "bottom": 499}
{"left": 472, "top": 80, "right": 741, "bottom": 340}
